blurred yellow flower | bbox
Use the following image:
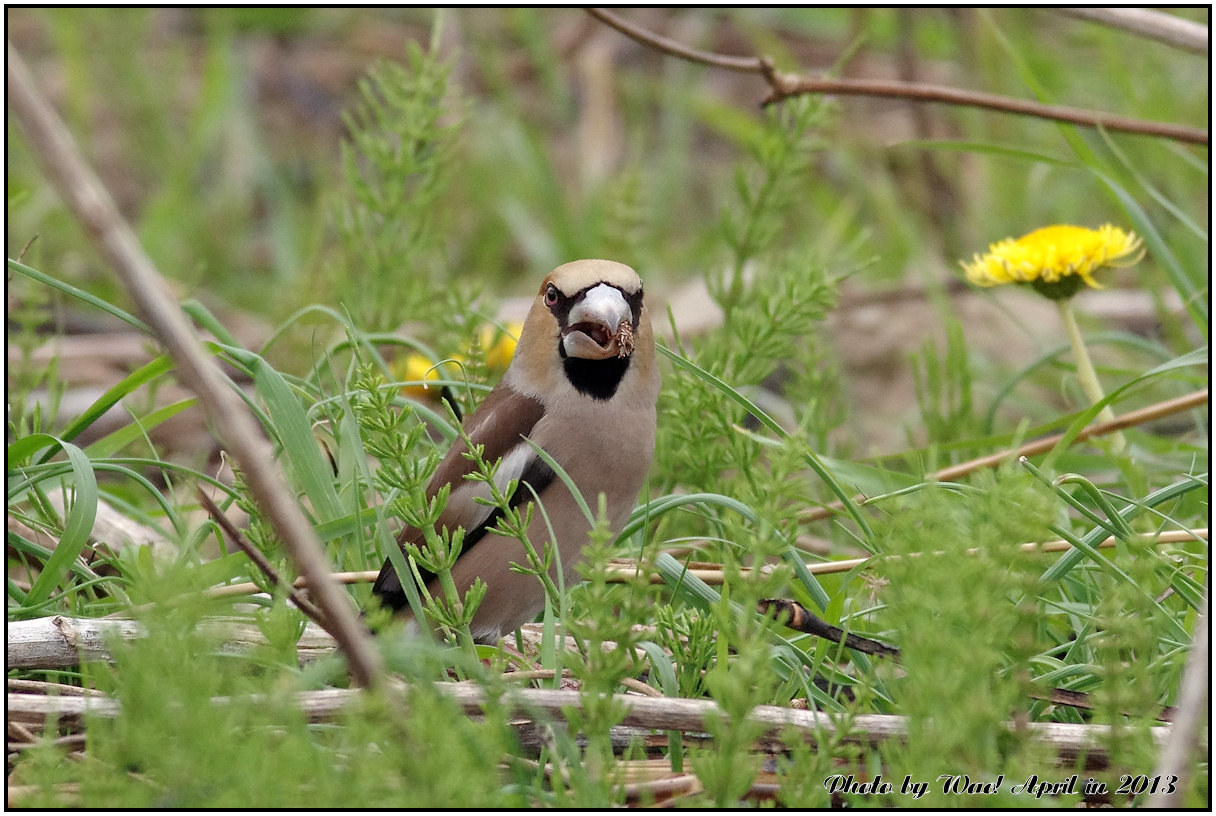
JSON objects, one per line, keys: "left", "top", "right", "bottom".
{"left": 394, "top": 322, "right": 521, "bottom": 402}
{"left": 394, "top": 353, "right": 451, "bottom": 401}
{"left": 961, "top": 224, "right": 1142, "bottom": 300}
{"left": 479, "top": 321, "right": 522, "bottom": 371}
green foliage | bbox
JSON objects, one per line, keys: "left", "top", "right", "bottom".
{"left": 6, "top": 8, "right": 1207, "bottom": 809}
{"left": 715, "top": 96, "right": 830, "bottom": 313}
{"left": 60, "top": 568, "right": 522, "bottom": 808}
{"left": 911, "top": 321, "right": 979, "bottom": 448}
{"left": 325, "top": 41, "right": 467, "bottom": 335}
{"left": 349, "top": 364, "right": 477, "bottom": 645}
{"left": 655, "top": 98, "right": 839, "bottom": 505}
{"left": 876, "top": 471, "right": 1056, "bottom": 806}
{"left": 7, "top": 271, "right": 63, "bottom": 438}
{"left": 561, "top": 501, "right": 659, "bottom": 806}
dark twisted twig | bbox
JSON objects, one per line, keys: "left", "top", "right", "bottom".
{"left": 759, "top": 598, "right": 899, "bottom": 659}
{"left": 760, "top": 598, "right": 1176, "bottom": 722}
{"left": 586, "top": 8, "right": 1208, "bottom": 146}
{"left": 197, "top": 489, "right": 329, "bottom": 628}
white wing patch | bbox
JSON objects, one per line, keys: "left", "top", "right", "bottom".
{"left": 442, "top": 440, "right": 534, "bottom": 534}
{"left": 493, "top": 442, "right": 534, "bottom": 497}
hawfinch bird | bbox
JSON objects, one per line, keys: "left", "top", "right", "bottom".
{"left": 373, "top": 260, "right": 660, "bottom": 643}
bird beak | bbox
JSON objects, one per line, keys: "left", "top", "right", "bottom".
{"left": 561, "top": 283, "right": 635, "bottom": 360}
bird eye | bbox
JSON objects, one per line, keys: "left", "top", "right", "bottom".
{"left": 544, "top": 284, "right": 559, "bottom": 307}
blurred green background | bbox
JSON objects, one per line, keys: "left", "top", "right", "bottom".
{"left": 6, "top": 10, "right": 1209, "bottom": 807}
{"left": 7, "top": 7, "right": 1209, "bottom": 454}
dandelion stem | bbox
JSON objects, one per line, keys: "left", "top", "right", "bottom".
{"left": 1057, "top": 299, "right": 1127, "bottom": 453}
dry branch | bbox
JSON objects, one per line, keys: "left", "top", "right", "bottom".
{"left": 799, "top": 389, "right": 1210, "bottom": 524}
{"left": 7, "top": 615, "right": 645, "bottom": 676}
{"left": 197, "top": 489, "right": 329, "bottom": 627}
{"left": 135, "top": 528, "right": 1213, "bottom": 610}
{"left": 1056, "top": 7, "right": 1208, "bottom": 54}
{"left": 1148, "top": 584, "right": 1209, "bottom": 807}
{"left": 598, "top": 529, "right": 1205, "bottom": 586}
{"left": 6, "top": 683, "right": 1169, "bottom": 766}
{"left": 6, "top": 615, "right": 336, "bottom": 670}
{"left": 204, "top": 570, "right": 378, "bottom": 599}
{"left": 586, "top": 8, "right": 1208, "bottom": 146}
{"left": 758, "top": 75, "right": 1208, "bottom": 145}
{"left": 782, "top": 528, "right": 1208, "bottom": 578}
{"left": 6, "top": 42, "right": 383, "bottom": 689}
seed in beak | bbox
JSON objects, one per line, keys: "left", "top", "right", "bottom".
{"left": 615, "top": 320, "right": 635, "bottom": 358}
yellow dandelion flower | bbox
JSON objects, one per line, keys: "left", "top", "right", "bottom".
{"left": 961, "top": 224, "right": 1142, "bottom": 300}
{"left": 962, "top": 224, "right": 1143, "bottom": 454}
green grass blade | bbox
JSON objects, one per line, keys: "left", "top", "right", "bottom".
{"left": 653, "top": 551, "right": 731, "bottom": 613}
{"left": 521, "top": 438, "right": 594, "bottom": 528}
{"left": 82, "top": 398, "right": 197, "bottom": 460}
{"left": 1091, "top": 167, "right": 1208, "bottom": 331}
{"left": 1043, "top": 345, "right": 1208, "bottom": 471}
{"left": 41, "top": 355, "right": 176, "bottom": 463}
{"left": 620, "top": 492, "right": 758, "bottom": 541}
{"left": 1038, "top": 474, "right": 1208, "bottom": 583}
{"left": 17, "top": 435, "right": 99, "bottom": 613}
{"left": 250, "top": 356, "right": 342, "bottom": 524}
{"left": 7, "top": 258, "right": 151, "bottom": 334}
{"left": 182, "top": 299, "right": 241, "bottom": 347}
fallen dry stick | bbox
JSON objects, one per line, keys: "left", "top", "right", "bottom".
{"left": 6, "top": 615, "right": 337, "bottom": 671}
{"left": 7, "top": 683, "right": 1167, "bottom": 766}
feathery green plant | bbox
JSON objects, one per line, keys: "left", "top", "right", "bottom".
{"left": 6, "top": 7, "right": 1208, "bottom": 808}
{"left": 324, "top": 36, "right": 471, "bottom": 340}
{"left": 875, "top": 470, "right": 1056, "bottom": 806}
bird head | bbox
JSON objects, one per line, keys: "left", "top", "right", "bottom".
{"left": 509, "top": 259, "right": 656, "bottom": 403}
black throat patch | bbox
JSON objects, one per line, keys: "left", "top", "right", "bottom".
{"left": 561, "top": 354, "right": 631, "bottom": 400}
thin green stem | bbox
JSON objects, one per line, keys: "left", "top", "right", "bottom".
{"left": 1057, "top": 299, "right": 1127, "bottom": 454}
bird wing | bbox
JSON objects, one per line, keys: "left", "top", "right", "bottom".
{"left": 371, "top": 385, "right": 554, "bottom": 612}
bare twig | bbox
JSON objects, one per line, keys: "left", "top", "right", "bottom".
{"left": 799, "top": 388, "right": 1210, "bottom": 524}
{"left": 1148, "top": 583, "right": 1209, "bottom": 807}
{"left": 783, "top": 529, "right": 1207, "bottom": 578}
{"left": 197, "top": 489, "right": 329, "bottom": 628}
{"left": 204, "top": 570, "right": 380, "bottom": 600}
{"left": 190, "top": 528, "right": 1207, "bottom": 593}
{"left": 1056, "top": 7, "right": 1208, "bottom": 54}
{"left": 7, "top": 611, "right": 1182, "bottom": 725}
{"left": 586, "top": 8, "right": 1208, "bottom": 146}
{"left": 6, "top": 42, "right": 383, "bottom": 689}
{"left": 7, "top": 678, "right": 108, "bottom": 698}
{"left": 1028, "top": 686, "right": 1176, "bottom": 724}
{"left": 585, "top": 7, "right": 763, "bottom": 73}
{"left": 758, "top": 75, "right": 1208, "bottom": 145}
